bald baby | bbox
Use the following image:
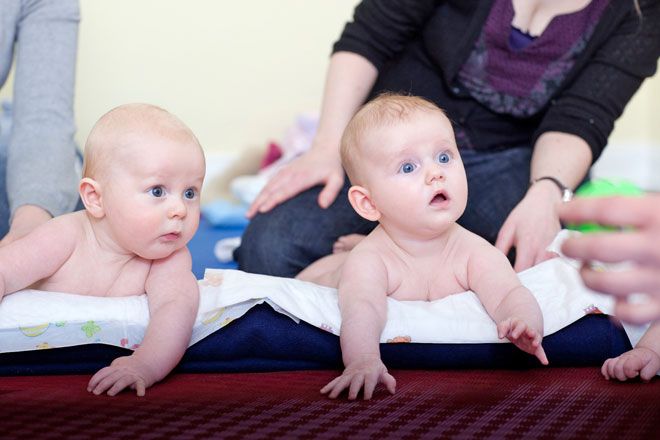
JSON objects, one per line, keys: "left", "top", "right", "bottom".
{"left": 0, "top": 103, "right": 205, "bottom": 397}
{"left": 83, "top": 103, "right": 203, "bottom": 181}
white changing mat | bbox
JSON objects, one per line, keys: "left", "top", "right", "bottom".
{"left": 0, "top": 254, "right": 640, "bottom": 354}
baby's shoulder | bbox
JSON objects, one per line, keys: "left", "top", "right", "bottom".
{"left": 452, "top": 226, "right": 507, "bottom": 264}
{"left": 351, "top": 232, "right": 399, "bottom": 264}
{"left": 32, "top": 211, "right": 85, "bottom": 245}
{"left": 345, "top": 239, "right": 386, "bottom": 267}
{"left": 454, "top": 226, "right": 496, "bottom": 253}
{"left": 341, "top": 243, "right": 399, "bottom": 293}
{"left": 341, "top": 234, "right": 393, "bottom": 277}
{"left": 446, "top": 227, "right": 508, "bottom": 264}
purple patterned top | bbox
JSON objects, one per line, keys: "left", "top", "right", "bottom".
{"left": 457, "top": 0, "right": 609, "bottom": 118}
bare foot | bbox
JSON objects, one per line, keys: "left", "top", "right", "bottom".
{"left": 333, "top": 234, "right": 366, "bottom": 253}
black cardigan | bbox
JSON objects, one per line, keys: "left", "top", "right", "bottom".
{"left": 333, "top": 0, "right": 660, "bottom": 161}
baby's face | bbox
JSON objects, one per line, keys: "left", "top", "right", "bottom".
{"left": 359, "top": 110, "right": 467, "bottom": 236}
{"left": 100, "top": 131, "right": 206, "bottom": 260}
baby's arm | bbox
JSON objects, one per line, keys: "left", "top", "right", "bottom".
{"left": 320, "top": 251, "right": 396, "bottom": 400}
{"left": 602, "top": 321, "right": 660, "bottom": 382}
{"left": 87, "top": 247, "right": 199, "bottom": 396}
{"left": 468, "top": 244, "right": 548, "bottom": 364}
{"left": 0, "top": 216, "right": 76, "bottom": 299}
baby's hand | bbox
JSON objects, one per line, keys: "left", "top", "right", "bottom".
{"left": 498, "top": 317, "right": 549, "bottom": 365}
{"left": 87, "top": 355, "right": 153, "bottom": 397}
{"left": 320, "top": 355, "right": 396, "bottom": 400}
{"left": 601, "top": 347, "right": 660, "bottom": 382}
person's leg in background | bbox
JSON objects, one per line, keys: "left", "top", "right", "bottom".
{"left": 236, "top": 177, "right": 376, "bottom": 277}
{"left": 0, "top": 100, "right": 83, "bottom": 239}
{"left": 458, "top": 146, "right": 532, "bottom": 249}
{"left": 0, "top": 101, "right": 11, "bottom": 237}
{"left": 0, "top": 148, "right": 10, "bottom": 238}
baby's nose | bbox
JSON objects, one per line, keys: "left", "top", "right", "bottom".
{"left": 168, "top": 197, "right": 187, "bottom": 219}
{"left": 426, "top": 164, "right": 445, "bottom": 184}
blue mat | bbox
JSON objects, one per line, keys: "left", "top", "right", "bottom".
{"left": 188, "top": 216, "right": 241, "bottom": 278}
{"left": 0, "top": 304, "right": 631, "bottom": 375}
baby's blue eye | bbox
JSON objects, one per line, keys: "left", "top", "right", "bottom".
{"left": 400, "top": 162, "right": 416, "bottom": 174}
{"left": 184, "top": 188, "right": 196, "bottom": 199}
{"left": 150, "top": 186, "right": 164, "bottom": 197}
{"left": 437, "top": 152, "right": 450, "bottom": 164}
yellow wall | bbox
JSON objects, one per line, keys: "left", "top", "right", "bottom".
{"left": 73, "top": 0, "right": 360, "bottom": 153}
{"left": 1, "top": 0, "right": 658, "bottom": 155}
{"left": 609, "top": 61, "right": 660, "bottom": 146}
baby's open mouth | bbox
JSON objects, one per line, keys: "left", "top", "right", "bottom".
{"left": 430, "top": 192, "right": 448, "bottom": 205}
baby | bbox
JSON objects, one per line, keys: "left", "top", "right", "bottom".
{"left": 0, "top": 103, "right": 206, "bottom": 396}
{"left": 601, "top": 322, "right": 660, "bottom": 382}
{"left": 297, "top": 94, "right": 548, "bottom": 400}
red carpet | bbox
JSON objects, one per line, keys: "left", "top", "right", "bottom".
{"left": 1, "top": 368, "right": 658, "bottom": 439}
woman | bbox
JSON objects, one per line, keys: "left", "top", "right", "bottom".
{"left": 0, "top": 0, "right": 80, "bottom": 245}
{"left": 239, "top": 0, "right": 660, "bottom": 276}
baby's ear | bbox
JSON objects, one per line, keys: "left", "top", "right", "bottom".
{"left": 79, "top": 178, "right": 105, "bottom": 218}
{"left": 348, "top": 185, "right": 380, "bottom": 222}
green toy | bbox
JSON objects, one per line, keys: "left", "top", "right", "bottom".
{"left": 567, "top": 178, "right": 644, "bottom": 233}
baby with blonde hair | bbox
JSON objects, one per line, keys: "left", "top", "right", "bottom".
{"left": 297, "top": 94, "right": 547, "bottom": 400}
{"left": 0, "top": 103, "right": 205, "bottom": 396}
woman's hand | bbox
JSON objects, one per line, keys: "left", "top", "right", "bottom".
{"left": 559, "top": 195, "right": 660, "bottom": 324}
{"left": 0, "top": 205, "right": 52, "bottom": 247}
{"left": 246, "top": 146, "right": 345, "bottom": 218}
{"left": 496, "top": 181, "right": 561, "bottom": 272}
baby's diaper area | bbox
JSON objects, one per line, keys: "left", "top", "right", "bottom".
{"left": 0, "top": 257, "right": 636, "bottom": 374}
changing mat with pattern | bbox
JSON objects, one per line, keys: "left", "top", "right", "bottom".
{"left": 0, "top": 255, "right": 640, "bottom": 354}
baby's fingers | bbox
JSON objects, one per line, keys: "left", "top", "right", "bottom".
{"left": 348, "top": 374, "right": 366, "bottom": 400}
{"left": 600, "top": 356, "right": 620, "bottom": 380}
{"left": 87, "top": 366, "right": 112, "bottom": 392}
{"left": 320, "top": 376, "right": 344, "bottom": 396}
{"left": 613, "top": 360, "right": 635, "bottom": 382}
{"left": 325, "top": 375, "right": 353, "bottom": 399}
{"left": 510, "top": 320, "right": 527, "bottom": 339}
{"left": 106, "top": 375, "right": 143, "bottom": 397}
{"left": 89, "top": 368, "right": 125, "bottom": 395}
{"left": 601, "top": 358, "right": 615, "bottom": 380}
{"left": 134, "top": 380, "right": 146, "bottom": 397}
{"left": 363, "top": 372, "right": 380, "bottom": 400}
{"left": 526, "top": 327, "right": 540, "bottom": 345}
{"left": 382, "top": 372, "right": 397, "bottom": 395}
{"left": 497, "top": 320, "right": 511, "bottom": 339}
{"left": 535, "top": 343, "right": 549, "bottom": 365}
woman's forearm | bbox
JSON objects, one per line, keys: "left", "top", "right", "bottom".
{"left": 313, "top": 51, "right": 378, "bottom": 153}
{"left": 529, "top": 131, "right": 592, "bottom": 196}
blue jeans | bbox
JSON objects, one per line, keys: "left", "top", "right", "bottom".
{"left": 236, "top": 146, "right": 532, "bottom": 277}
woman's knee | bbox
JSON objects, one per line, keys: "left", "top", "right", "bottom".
{"left": 236, "top": 215, "right": 305, "bottom": 276}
